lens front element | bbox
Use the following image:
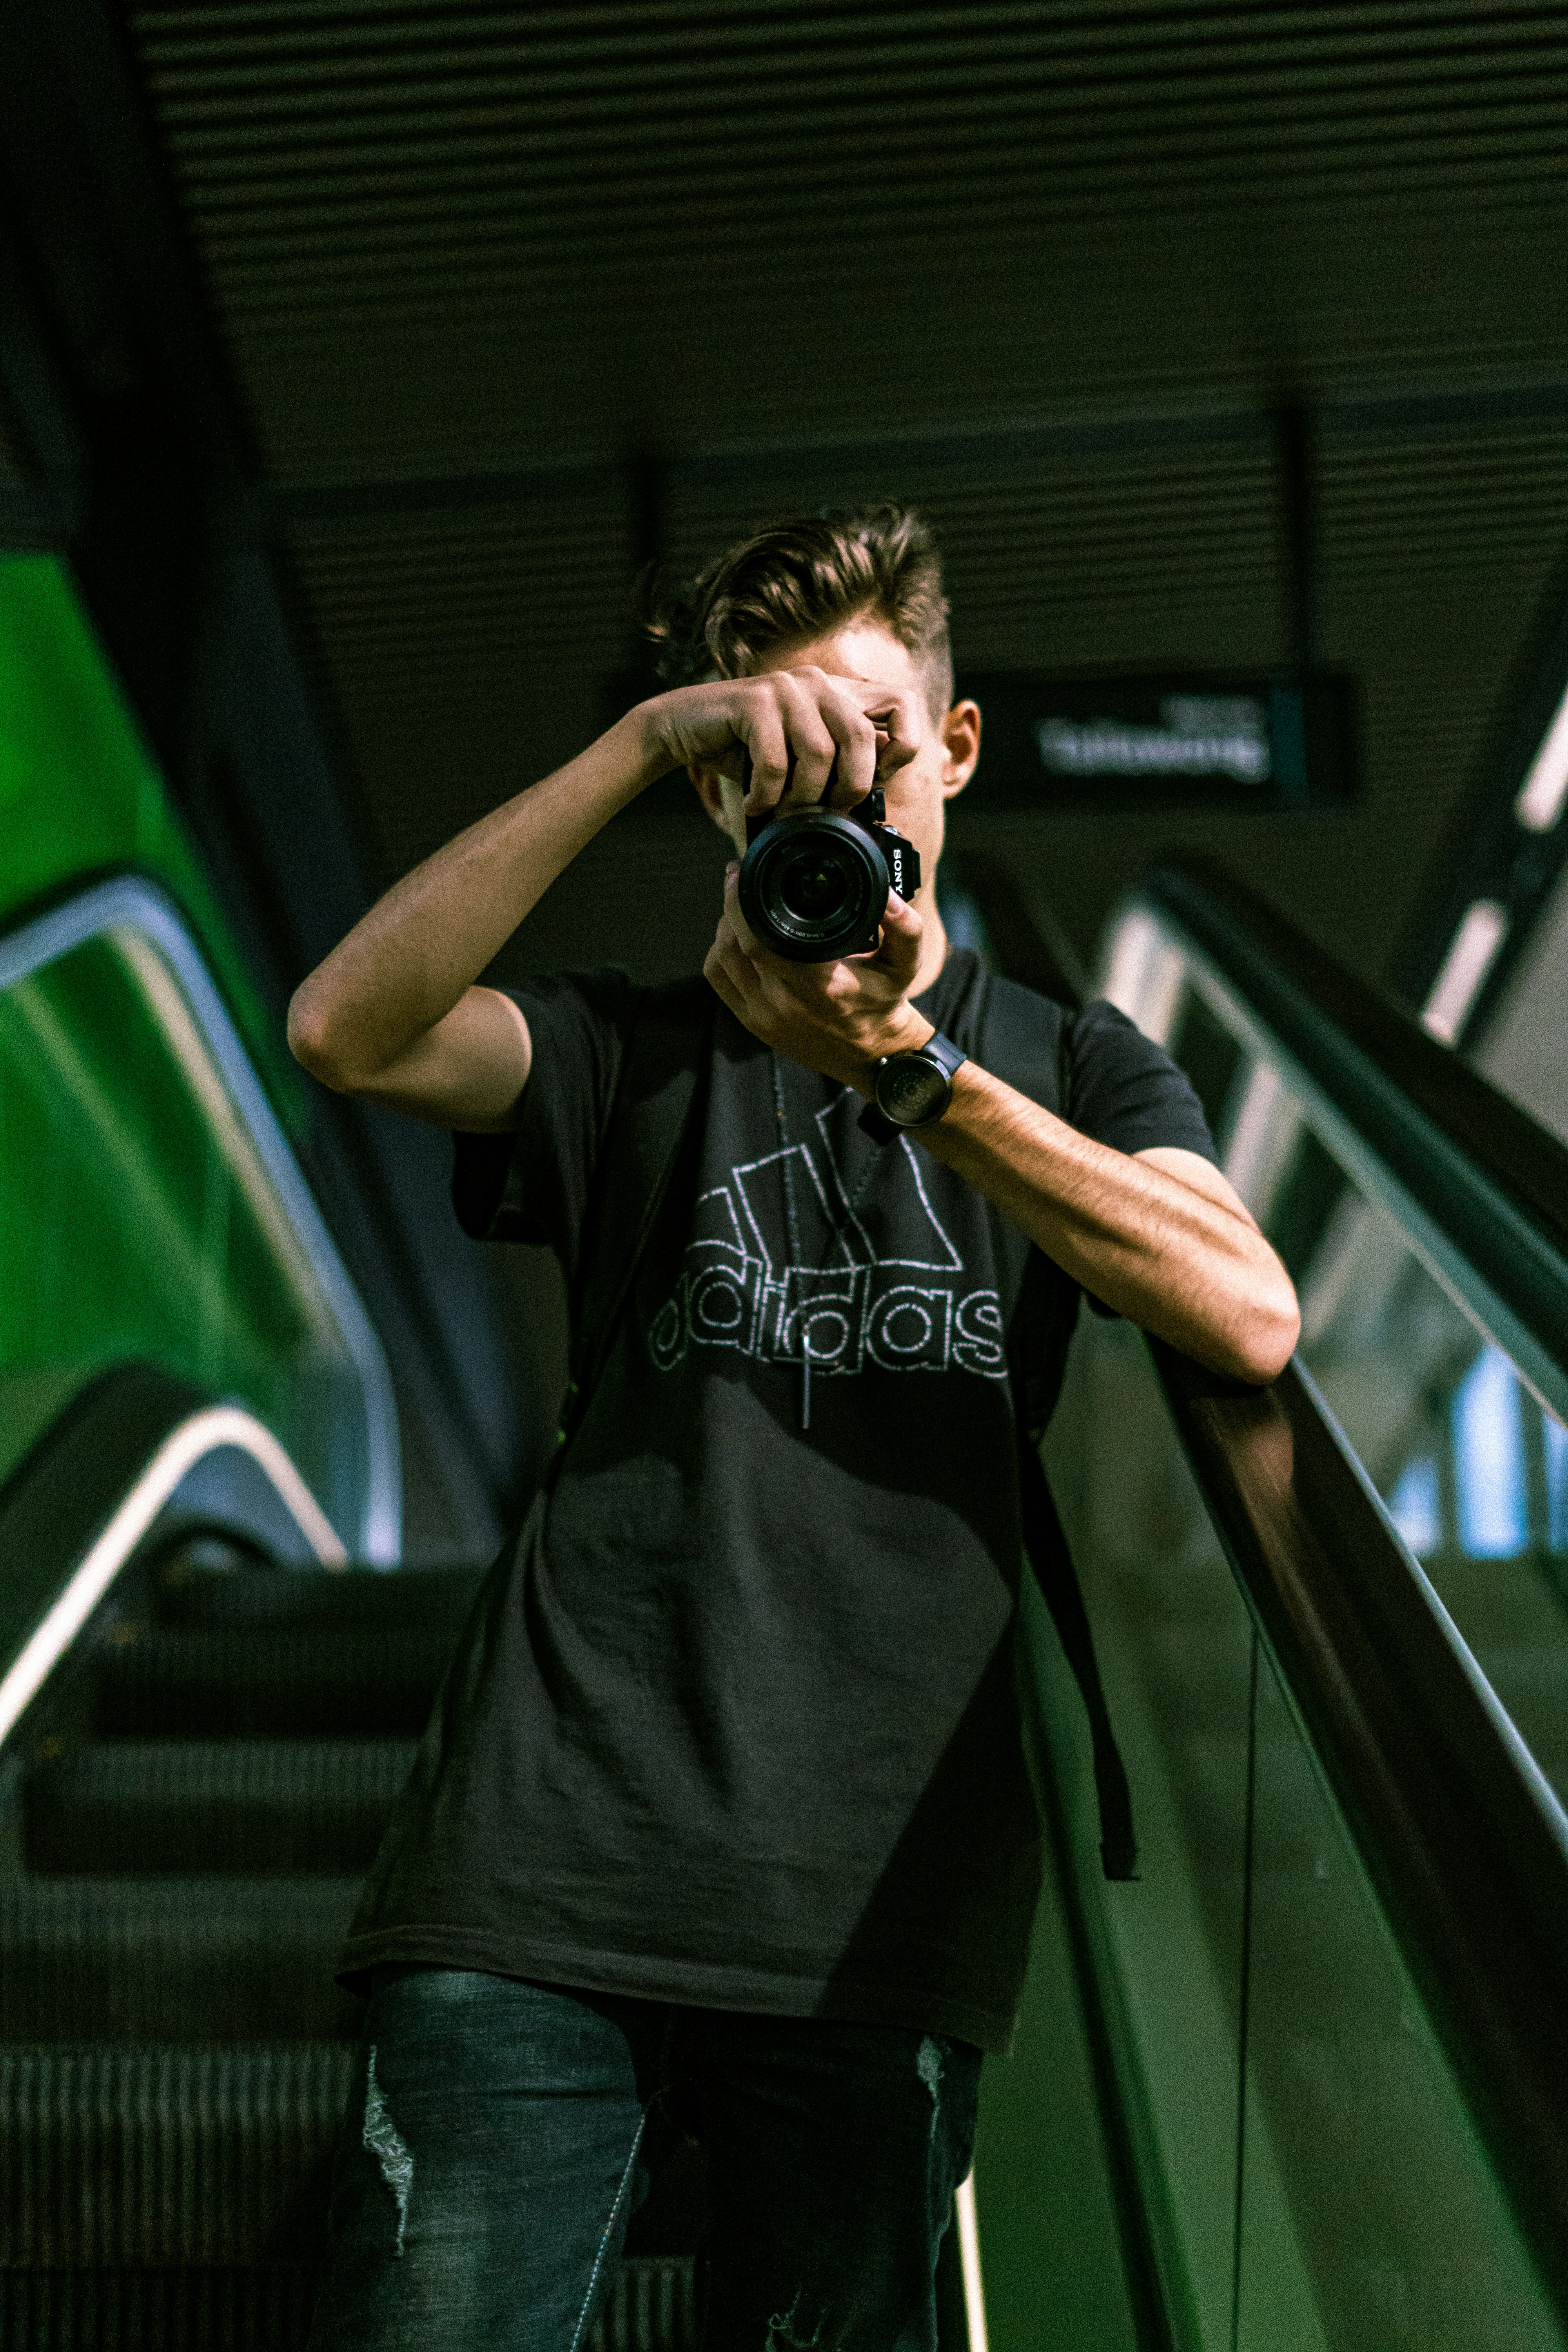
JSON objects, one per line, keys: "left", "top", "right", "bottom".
{"left": 738, "top": 809, "right": 888, "bottom": 963}
{"left": 780, "top": 852, "right": 850, "bottom": 926}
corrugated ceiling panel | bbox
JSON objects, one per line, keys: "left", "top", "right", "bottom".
{"left": 129, "top": 3, "right": 1568, "bottom": 477}
{"left": 109, "top": 1, "right": 1568, "bottom": 994}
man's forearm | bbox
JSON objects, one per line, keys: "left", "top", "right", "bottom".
{"left": 289, "top": 708, "right": 665, "bottom": 1087}
{"left": 918, "top": 1063, "right": 1300, "bottom": 1383}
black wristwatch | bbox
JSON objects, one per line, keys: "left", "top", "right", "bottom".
{"left": 859, "top": 1030, "right": 968, "bottom": 1142}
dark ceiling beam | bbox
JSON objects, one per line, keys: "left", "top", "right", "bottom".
{"left": 0, "top": 0, "right": 527, "bottom": 1557}
{"left": 15, "top": 361, "right": 1568, "bottom": 550}
{"left": 257, "top": 370, "right": 1568, "bottom": 530}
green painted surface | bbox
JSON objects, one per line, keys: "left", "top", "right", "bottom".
{"left": 0, "top": 553, "right": 298, "bottom": 1118}
{"left": 0, "top": 933, "right": 336, "bottom": 1495}
{"left": 0, "top": 555, "right": 361, "bottom": 1529}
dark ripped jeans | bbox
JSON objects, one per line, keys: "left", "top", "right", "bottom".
{"left": 308, "top": 1966, "right": 981, "bottom": 2352}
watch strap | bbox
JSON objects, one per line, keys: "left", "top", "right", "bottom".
{"left": 909, "top": 1030, "right": 968, "bottom": 1086}
{"left": 858, "top": 1029, "right": 968, "bottom": 1140}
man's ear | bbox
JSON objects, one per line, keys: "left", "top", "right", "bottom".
{"left": 690, "top": 762, "right": 748, "bottom": 857}
{"left": 940, "top": 700, "right": 982, "bottom": 801}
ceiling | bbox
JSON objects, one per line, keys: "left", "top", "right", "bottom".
{"left": 80, "top": 2, "right": 1568, "bottom": 984}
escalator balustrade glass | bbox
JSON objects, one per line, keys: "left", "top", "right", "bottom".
{"left": 1031, "top": 1310, "right": 1560, "bottom": 2352}
{"left": 0, "top": 915, "right": 386, "bottom": 1555}
{"left": 0, "top": 558, "right": 398, "bottom": 1557}
{"left": 1100, "top": 888, "right": 1568, "bottom": 1818}
{"left": 0, "top": 931, "right": 323, "bottom": 1485}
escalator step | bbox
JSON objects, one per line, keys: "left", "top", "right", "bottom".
{"left": 26, "top": 1743, "right": 416, "bottom": 1877}
{"left": 0, "top": 1881, "right": 363, "bottom": 2042}
{"left": 93, "top": 1626, "right": 457, "bottom": 1739}
{"left": 152, "top": 1564, "right": 486, "bottom": 1635}
{"left": 0, "top": 2258, "right": 699, "bottom": 2352}
{"left": 590, "top": 2256, "right": 700, "bottom": 2352}
{"left": 0, "top": 2264, "right": 321, "bottom": 2351}
{"left": 0, "top": 2043, "right": 354, "bottom": 2266}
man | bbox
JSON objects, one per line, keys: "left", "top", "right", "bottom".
{"left": 292, "top": 505, "right": 1298, "bottom": 2350}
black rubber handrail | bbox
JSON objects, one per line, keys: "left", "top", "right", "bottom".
{"left": 1155, "top": 1341, "right": 1568, "bottom": 2332}
{"left": 1137, "top": 859, "right": 1568, "bottom": 1400}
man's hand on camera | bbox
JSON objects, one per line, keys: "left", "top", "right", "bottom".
{"left": 642, "top": 667, "right": 922, "bottom": 809}
{"left": 704, "top": 866, "right": 934, "bottom": 1091}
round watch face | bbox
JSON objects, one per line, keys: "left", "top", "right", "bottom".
{"left": 877, "top": 1054, "right": 949, "bottom": 1126}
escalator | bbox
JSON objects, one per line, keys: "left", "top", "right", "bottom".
{"left": 973, "top": 859, "right": 1568, "bottom": 2352}
{"left": 0, "top": 1370, "right": 703, "bottom": 2351}
{"left": 1, "top": 861, "right": 1566, "bottom": 2351}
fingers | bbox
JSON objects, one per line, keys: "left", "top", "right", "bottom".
{"left": 733, "top": 668, "right": 921, "bottom": 815}
{"left": 776, "top": 675, "right": 841, "bottom": 806}
{"left": 735, "top": 706, "right": 790, "bottom": 807}
{"left": 785, "top": 668, "right": 920, "bottom": 802}
{"left": 660, "top": 663, "right": 924, "bottom": 803}
{"left": 702, "top": 940, "right": 748, "bottom": 1023}
{"left": 737, "top": 677, "right": 835, "bottom": 815}
{"left": 814, "top": 691, "right": 880, "bottom": 806}
{"left": 854, "top": 679, "right": 922, "bottom": 775}
{"left": 710, "top": 873, "right": 764, "bottom": 997}
{"left": 869, "top": 884, "right": 925, "bottom": 984}
{"left": 723, "top": 862, "right": 764, "bottom": 958}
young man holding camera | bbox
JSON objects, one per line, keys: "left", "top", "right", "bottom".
{"left": 291, "top": 506, "right": 1298, "bottom": 2350}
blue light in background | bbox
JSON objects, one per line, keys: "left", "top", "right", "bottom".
{"left": 1390, "top": 1455, "right": 1441, "bottom": 1556}
{"left": 1546, "top": 1412, "right": 1568, "bottom": 1554}
{"left": 1453, "top": 1345, "right": 1527, "bottom": 1557}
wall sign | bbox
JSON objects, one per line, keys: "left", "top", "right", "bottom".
{"left": 957, "top": 673, "right": 1358, "bottom": 811}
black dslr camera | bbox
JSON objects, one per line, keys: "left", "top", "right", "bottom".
{"left": 735, "top": 748, "right": 922, "bottom": 963}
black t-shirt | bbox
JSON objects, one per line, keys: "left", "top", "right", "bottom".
{"left": 340, "top": 949, "right": 1216, "bottom": 2053}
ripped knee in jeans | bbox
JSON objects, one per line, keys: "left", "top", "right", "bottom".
{"left": 362, "top": 2046, "right": 414, "bottom": 2256}
{"left": 766, "top": 2292, "right": 831, "bottom": 2350}
{"left": 916, "top": 2034, "right": 945, "bottom": 2141}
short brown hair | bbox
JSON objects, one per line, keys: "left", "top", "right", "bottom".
{"left": 642, "top": 502, "right": 954, "bottom": 718}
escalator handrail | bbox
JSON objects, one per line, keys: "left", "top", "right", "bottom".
{"left": 0, "top": 1361, "right": 346, "bottom": 1746}
{"left": 0, "top": 871, "right": 401, "bottom": 1559}
{"left": 1156, "top": 1339, "right": 1568, "bottom": 2331}
{"left": 1135, "top": 858, "right": 1568, "bottom": 1416}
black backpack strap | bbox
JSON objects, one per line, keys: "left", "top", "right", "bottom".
{"left": 555, "top": 975, "right": 713, "bottom": 1458}
{"left": 977, "top": 967, "right": 1068, "bottom": 1111}
{"left": 981, "top": 969, "right": 1139, "bottom": 1883}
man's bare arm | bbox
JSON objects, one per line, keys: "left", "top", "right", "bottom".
{"left": 917, "top": 1078, "right": 1299, "bottom": 1385}
{"left": 287, "top": 669, "right": 921, "bottom": 1129}
{"left": 287, "top": 716, "right": 657, "bottom": 1128}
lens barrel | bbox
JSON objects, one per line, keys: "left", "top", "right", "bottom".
{"left": 737, "top": 809, "right": 889, "bottom": 962}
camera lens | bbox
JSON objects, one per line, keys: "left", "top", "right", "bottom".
{"left": 780, "top": 852, "right": 849, "bottom": 924}
{"left": 737, "top": 808, "right": 888, "bottom": 962}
